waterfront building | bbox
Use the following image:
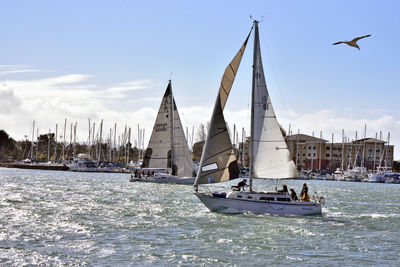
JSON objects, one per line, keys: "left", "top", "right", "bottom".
{"left": 285, "top": 134, "right": 394, "bottom": 171}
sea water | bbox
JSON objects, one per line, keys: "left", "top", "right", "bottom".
{"left": 0, "top": 168, "right": 399, "bottom": 266}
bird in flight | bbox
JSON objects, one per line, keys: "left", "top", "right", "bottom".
{"left": 332, "top": 34, "right": 371, "bottom": 50}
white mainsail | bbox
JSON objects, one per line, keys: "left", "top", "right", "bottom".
{"left": 250, "top": 21, "right": 298, "bottom": 179}
{"left": 195, "top": 29, "right": 252, "bottom": 185}
{"left": 143, "top": 81, "right": 195, "bottom": 177}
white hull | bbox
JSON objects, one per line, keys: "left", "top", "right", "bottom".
{"left": 68, "top": 165, "right": 98, "bottom": 172}
{"left": 195, "top": 192, "right": 322, "bottom": 215}
{"left": 130, "top": 176, "right": 195, "bottom": 185}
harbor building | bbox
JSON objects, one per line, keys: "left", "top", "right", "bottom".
{"left": 236, "top": 133, "right": 394, "bottom": 172}
{"left": 285, "top": 134, "right": 394, "bottom": 171}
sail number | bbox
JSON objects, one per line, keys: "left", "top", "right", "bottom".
{"left": 155, "top": 123, "right": 168, "bottom": 132}
{"left": 262, "top": 96, "right": 268, "bottom": 110}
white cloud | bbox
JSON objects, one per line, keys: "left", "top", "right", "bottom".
{"left": 0, "top": 84, "right": 22, "bottom": 114}
{"left": 0, "top": 69, "right": 47, "bottom": 75}
{"left": 1, "top": 71, "right": 399, "bottom": 161}
{"left": 100, "top": 79, "right": 156, "bottom": 99}
{"left": 0, "top": 65, "right": 30, "bottom": 69}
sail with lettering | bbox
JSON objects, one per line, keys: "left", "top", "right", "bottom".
{"left": 143, "top": 81, "right": 195, "bottom": 177}
{"left": 194, "top": 29, "right": 252, "bottom": 185}
{"left": 250, "top": 21, "right": 298, "bottom": 179}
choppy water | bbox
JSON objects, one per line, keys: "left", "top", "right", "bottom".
{"left": 0, "top": 168, "right": 399, "bottom": 266}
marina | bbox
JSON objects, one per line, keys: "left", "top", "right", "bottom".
{"left": 1, "top": 1, "right": 400, "bottom": 265}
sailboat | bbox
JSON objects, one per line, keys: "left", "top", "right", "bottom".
{"left": 193, "top": 20, "right": 324, "bottom": 215}
{"left": 130, "top": 80, "right": 197, "bottom": 184}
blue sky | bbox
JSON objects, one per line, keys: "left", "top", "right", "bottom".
{"left": 1, "top": 0, "right": 400, "bottom": 158}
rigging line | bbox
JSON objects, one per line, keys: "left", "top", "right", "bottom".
{"left": 259, "top": 26, "right": 290, "bottom": 121}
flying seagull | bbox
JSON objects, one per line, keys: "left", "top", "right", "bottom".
{"left": 332, "top": 34, "right": 371, "bottom": 50}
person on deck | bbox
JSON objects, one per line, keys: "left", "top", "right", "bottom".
{"left": 277, "top": 184, "right": 288, "bottom": 193}
{"left": 231, "top": 179, "right": 247, "bottom": 191}
{"left": 290, "top": 188, "right": 298, "bottom": 201}
{"left": 300, "top": 183, "right": 310, "bottom": 201}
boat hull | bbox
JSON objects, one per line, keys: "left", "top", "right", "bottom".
{"left": 195, "top": 192, "right": 322, "bottom": 215}
{"left": 130, "top": 176, "right": 195, "bottom": 185}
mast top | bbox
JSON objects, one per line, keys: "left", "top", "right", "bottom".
{"left": 250, "top": 15, "right": 264, "bottom": 24}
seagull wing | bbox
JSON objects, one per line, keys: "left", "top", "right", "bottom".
{"left": 352, "top": 34, "right": 371, "bottom": 42}
{"left": 332, "top": 41, "right": 345, "bottom": 45}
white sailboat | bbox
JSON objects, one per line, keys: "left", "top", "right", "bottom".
{"left": 194, "top": 20, "right": 324, "bottom": 215}
{"left": 68, "top": 153, "right": 98, "bottom": 172}
{"left": 130, "top": 80, "right": 197, "bottom": 184}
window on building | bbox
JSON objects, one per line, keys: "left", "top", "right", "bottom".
{"left": 308, "top": 146, "right": 311, "bottom": 150}
{"left": 313, "top": 146, "right": 316, "bottom": 150}
{"left": 308, "top": 153, "right": 311, "bottom": 157}
{"left": 326, "top": 154, "right": 330, "bottom": 157}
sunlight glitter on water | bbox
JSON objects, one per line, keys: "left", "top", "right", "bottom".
{"left": 1, "top": 168, "right": 400, "bottom": 266}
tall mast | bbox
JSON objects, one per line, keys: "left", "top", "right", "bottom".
{"left": 47, "top": 129, "right": 51, "bottom": 162}
{"left": 241, "top": 127, "right": 245, "bottom": 169}
{"left": 113, "top": 123, "right": 117, "bottom": 162}
{"left": 92, "top": 122, "right": 96, "bottom": 159}
{"left": 88, "top": 118, "right": 91, "bottom": 156}
{"left": 127, "top": 127, "right": 131, "bottom": 165}
{"left": 169, "top": 80, "right": 175, "bottom": 174}
{"left": 98, "top": 119, "right": 103, "bottom": 163}
{"left": 137, "top": 124, "right": 140, "bottom": 161}
{"left": 249, "top": 20, "right": 258, "bottom": 192}
{"left": 36, "top": 128, "right": 39, "bottom": 160}
{"left": 341, "top": 129, "right": 344, "bottom": 170}
{"left": 109, "top": 128, "right": 112, "bottom": 162}
{"left": 30, "top": 120, "right": 35, "bottom": 160}
{"left": 62, "top": 118, "right": 67, "bottom": 160}
{"left": 73, "top": 122, "right": 77, "bottom": 158}
{"left": 54, "top": 124, "right": 58, "bottom": 161}
{"left": 69, "top": 123, "right": 73, "bottom": 159}
{"left": 142, "top": 129, "right": 145, "bottom": 159}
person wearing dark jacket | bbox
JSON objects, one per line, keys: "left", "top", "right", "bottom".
{"left": 290, "top": 189, "right": 298, "bottom": 201}
{"left": 231, "top": 179, "right": 247, "bottom": 191}
{"left": 277, "top": 184, "right": 288, "bottom": 193}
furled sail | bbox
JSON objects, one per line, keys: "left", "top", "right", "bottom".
{"left": 195, "top": 29, "right": 252, "bottom": 185}
{"left": 250, "top": 22, "right": 298, "bottom": 179}
{"left": 143, "top": 81, "right": 195, "bottom": 177}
